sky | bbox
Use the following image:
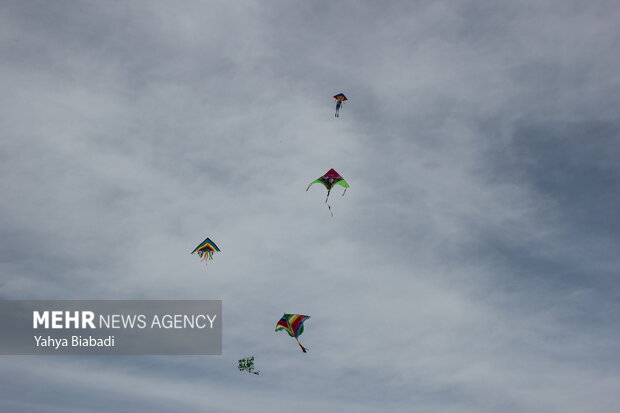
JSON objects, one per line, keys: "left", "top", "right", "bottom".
{"left": 1, "top": 0, "right": 619, "bottom": 412}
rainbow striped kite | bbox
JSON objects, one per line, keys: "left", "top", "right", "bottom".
{"left": 191, "top": 237, "right": 220, "bottom": 264}
{"left": 275, "top": 313, "right": 311, "bottom": 353}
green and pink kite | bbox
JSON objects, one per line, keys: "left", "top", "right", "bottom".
{"left": 306, "top": 168, "right": 350, "bottom": 216}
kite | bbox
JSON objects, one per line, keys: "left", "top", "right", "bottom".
{"left": 275, "top": 314, "right": 310, "bottom": 353}
{"left": 306, "top": 168, "right": 350, "bottom": 216}
{"left": 191, "top": 237, "right": 220, "bottom": 264}
{"left": 333, "top": 93, "right": 347, "bottom": 117}
{"left": 238, "top": 356, "right": 260, "bottom": 375}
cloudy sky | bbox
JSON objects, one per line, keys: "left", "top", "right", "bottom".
{"left": 1, "top": 0, "right": 619, "bottom": 412}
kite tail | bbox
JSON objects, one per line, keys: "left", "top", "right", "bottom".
{"left": 200, "top": 252, "right": 212, "bottom": 265}
{"left": 306, "top": 183, "right": 312, "bottom": 192}
{"left": 296, "top": 338, "right": 308, "bottom": 353}
{"left": 326, "top": 189, "right": 333, "bottom": 217}
{"left": 342, "top": 188, "right": 347, "bottom": 196}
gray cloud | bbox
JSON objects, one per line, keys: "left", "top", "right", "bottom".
{"left": 1, "top": 1, "right": 619, "bottom": 412}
